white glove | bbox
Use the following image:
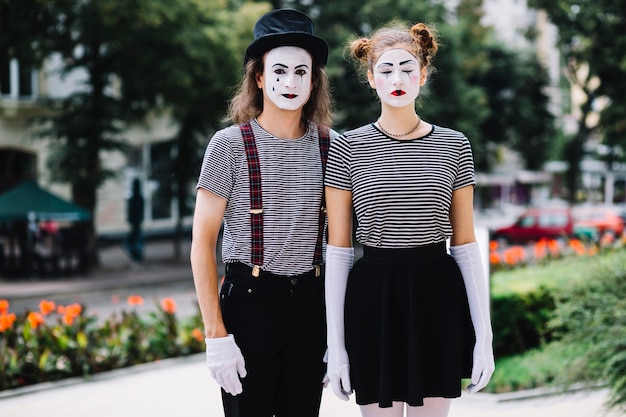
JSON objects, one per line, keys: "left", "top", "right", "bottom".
{"left": 205, "top": 334, "right": 247, "bottom": 395}
{"left": 324, "top": 245, "right": 354, "bottom": 401}
{"left": 450, "top": 241, "right": 495, "bottom": 394}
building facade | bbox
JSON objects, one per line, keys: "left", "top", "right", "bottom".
{"left": 1, "top": 53, "right": 187, "bottom": 238}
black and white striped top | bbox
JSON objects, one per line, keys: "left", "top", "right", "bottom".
{"left": 197, "top": 119, "right": 336, "bottom": 275}
{"left": 325, "top": 123, "right": 476, "bottom": 248}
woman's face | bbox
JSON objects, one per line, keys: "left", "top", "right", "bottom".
{"left": 257, "top": 46, "right": 313, "bottom": 111}
{"left": 368, "top": 48, "right": 426, "bottom": 108}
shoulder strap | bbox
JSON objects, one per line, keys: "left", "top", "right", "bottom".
{"left": 314, "top": 124, "right": 331, "bottom": 272}
{"left": 240, "top": 122, "right": 263, "bottom": 277}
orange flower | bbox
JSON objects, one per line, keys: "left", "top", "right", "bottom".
{"left": 127, "top": 295, "right": 144, "bottom": 306}
{"left": 57, "top": 305, "right": 65, "bottom": 314}
{"left": 502, "top": 246, "right": 526, "bottom": 265}
{"left": 533, "top": 241, "right": 547, "bottom": 259}
{"left": 568, "top": 239, "right": 586, "bottom": 256}
{"left": 161, "top": 298, "right": 177, "bottom": 314}
{"left": 191, "top": 328, "right": 204, "bottom": 343}
{"left": 547, "top": 239, "right": 560, "bottom": 256}
{"left": 0, "top": 299, "right": 9, "bottom": 314}
{"left": 489, "top": 252, "right": 501, "bottom": 265}
{"left": 39, "top": 300, "right": 56, "bottom": 316}
{"left": 600, "top": 233, "right": 615, "bottom": 247}
{"left": 61, "top": 303, "right": 83, "bottom": 325}
{"left": 0, "top": 311, "right": 17, "bottom": 332}
{"left": 489, "top": 241, "right": 499, "bottom": 251}
{"left": 27, "top": 311, "right": 45, "bottom": 329}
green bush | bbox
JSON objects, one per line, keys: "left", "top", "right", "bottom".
{"left": 547, "top": 250, "right": 626, "bottom": 412}
{"left": 492, "top": 286, "right": 555, "bottom": 356}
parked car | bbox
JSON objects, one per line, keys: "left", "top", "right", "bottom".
{"left": 572, "top": 206, "right": 625, "bottom": 241}
{"left": 491, "top": 206, "right": 574, "bottom": 244}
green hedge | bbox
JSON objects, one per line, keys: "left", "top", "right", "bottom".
{"left": 492, "top": 286, "right": 555, "bottom": 357}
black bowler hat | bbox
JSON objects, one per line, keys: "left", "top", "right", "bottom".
{"left": 244, "top": 9, "right": 328, "bottom": 67}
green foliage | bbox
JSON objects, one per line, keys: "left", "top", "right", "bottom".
{"left": 547, "top": 250, "right": 626, "bottom": 411}
{"left": 492, "top": 286, "right": 555, "bottom": 356}
{"left": 530, "top": 0, "right": 626, "bottom": 200}
{"left": 490, "top": 247, "right": 626, "bottom": 408}
{"left": 488, "top": 340, "right": 589, "bottom": 393}
{"left": 307, "top": 0, "right": 555, "bottom": 171}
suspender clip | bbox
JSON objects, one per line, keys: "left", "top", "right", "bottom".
{"left": 250, "top": 208, "right": 263, "bottom": 214}
{"left": 314, "top": 265, "right": 321, "bottom": 277}
{"left": 252, "top": 265, "right": 261, "bottom": 278}
{"left": 320, "top": 206, "right": 327, "bottom": 213}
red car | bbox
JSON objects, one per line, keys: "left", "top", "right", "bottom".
{"left": 492, "top": 206, "right": 574, "bottom": 244}
{"left": 573, "top": 206, "right": 625, "bottom": 241}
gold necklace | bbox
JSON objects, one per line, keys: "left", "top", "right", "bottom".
{"left": 377, "top": 117, "right": 421, "bottom": 138}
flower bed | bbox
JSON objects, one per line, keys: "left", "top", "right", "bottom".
{"left": 0, "top": 296, "right": 204, "bottom": 391}
{"left": 488, "top": 234, "right": 625, "bottom": 272}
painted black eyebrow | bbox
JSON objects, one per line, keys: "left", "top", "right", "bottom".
{"left": 377, "top": 59, "right": 418, "bottom": 68}
{"left": 271, "top": 63, "right": 310, "bottom": 69}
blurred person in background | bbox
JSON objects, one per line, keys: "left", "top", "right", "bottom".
{"left": 124, "top": 178, "right": 144, "bottom": 263}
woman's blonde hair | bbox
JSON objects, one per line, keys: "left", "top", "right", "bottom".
{"left": 348, "top": 22, "right": 439, "bottom": 77}
{"left": 226, "top": 53, "right": 333, "bottom": 127}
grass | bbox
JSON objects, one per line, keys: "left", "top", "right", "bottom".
{"left": 488, "top": 340, "right": 591, "bottom": 393}
{"left": 490, "top": 255, "right": 590, "bottom": 295}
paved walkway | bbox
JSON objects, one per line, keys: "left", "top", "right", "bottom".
{"left": 0, "top": 353, "right": 620, "bottom": 417}
{"left": 1, "top": 240, "right": 624, "bottom": 417}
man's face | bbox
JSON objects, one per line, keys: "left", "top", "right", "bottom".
{"left": 368, "top": 48, "right": 426, "bottom": 108}
{"left": 258, "top": 46, "right": 313, "bottom": 111}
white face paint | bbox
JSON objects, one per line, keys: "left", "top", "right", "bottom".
{"left": 369, "top": 48, "right": 424, "bottom": 108}
{"left": 260, "top": 46, "right": 313, "bottom": 111}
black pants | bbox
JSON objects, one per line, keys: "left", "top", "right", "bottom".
{"left": 220, "top": 263, "right": 327, "bottom": 417}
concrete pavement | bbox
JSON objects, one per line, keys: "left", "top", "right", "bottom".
{"left": 1, "top": 240, "right": 624, "bottom": 417}
{"left": 0, "top": 353, "right": 621, "bottom": 417}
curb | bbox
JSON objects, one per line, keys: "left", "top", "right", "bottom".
{"left": 1, "top": 264, "right": 193, "bottom": 301}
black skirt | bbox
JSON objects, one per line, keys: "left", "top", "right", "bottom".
{"left": 345, "top": 242, "right": 474, "bottom": 408}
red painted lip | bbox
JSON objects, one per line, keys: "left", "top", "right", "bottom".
{"left": 391, "top": 90, "right": 406, "bottom": 96}
{"left": 282, "top": 94, "right": 298, "bottom": 99}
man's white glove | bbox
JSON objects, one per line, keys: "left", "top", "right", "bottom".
{"left": 450, "top": 241, "right": 495, "bottom": 394}
{"left": 205, "top": 334, "right": 247, "bottom": 395}
{"left": 324, "top": 245, "right": 354, "bottom": 401}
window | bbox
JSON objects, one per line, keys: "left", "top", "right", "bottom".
{"left": 1, "top": 58, "right": 36, "bottom": 98}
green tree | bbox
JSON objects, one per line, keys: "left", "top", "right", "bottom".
{"left": 3, "top": 0, "right": 263, "bottom": 261}
{"left": 114, "top": 0, "right": 269, "bottom": 259}
{"left": 530, "top": 0, "right": 626, "bottom": 202}
{"left": 296, "top": 0, "right": 555, "bottom": 171}
{"left": 473, "top": 44, "right": 556, "bottom": 171}
{"left": 28, "top": 0, "right": 132, "bottom": 264}
{"left": 0, "top": 0, "right": 57, "bottom": 71}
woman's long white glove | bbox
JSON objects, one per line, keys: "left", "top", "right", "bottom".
{"left": 450, "top": 241, "right": 495, "bottom": 394}
{"left": 324, "top": 245, "right": 354, "bottom": 401}
{"left": 205, "top": 334, "right": 247, "bottom": 395}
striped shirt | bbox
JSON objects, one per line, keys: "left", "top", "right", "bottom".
{"left": 325, "top": 123, "right": 476, "bottom": 248}
{"left": 197, "top": 119, "right": 336, "bottom": 275}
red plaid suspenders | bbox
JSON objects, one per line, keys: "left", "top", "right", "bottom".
{"left": 240, "top": 122, "right": 330, "bottom": 277}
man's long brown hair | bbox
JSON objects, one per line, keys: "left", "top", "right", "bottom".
{"left": 226, "top": 53, "right": 333, "bottom": 127}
